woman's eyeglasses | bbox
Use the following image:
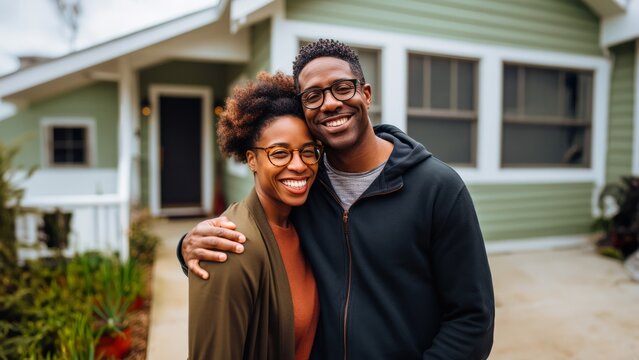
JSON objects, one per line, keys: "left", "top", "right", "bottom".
{"left": 253, "top": 144, "right": 323, "bottom": 167}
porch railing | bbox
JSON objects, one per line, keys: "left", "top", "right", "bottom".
{"left": 15, "top": 194, "right": 128, "bottom": 263}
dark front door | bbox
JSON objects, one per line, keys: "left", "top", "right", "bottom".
{"left": 160, "top": 95, "right": 202, "bottom": 212}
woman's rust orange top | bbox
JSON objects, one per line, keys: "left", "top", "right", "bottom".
{"left": 271, "top": 223, "right": 320, "bottom": 360}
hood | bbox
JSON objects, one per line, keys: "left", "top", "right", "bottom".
{"left": 374, "top": 124, "right": 431, "bottom": 182}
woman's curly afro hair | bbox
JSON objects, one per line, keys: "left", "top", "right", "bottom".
{"left": 217, "top": 71, "right": 305, "bottom": 163}
{"left": 292, "top": 39, "right": 365, "bottom": 91}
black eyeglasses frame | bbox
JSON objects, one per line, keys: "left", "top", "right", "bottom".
{"left": 297, "top": 79, "right": 360, "bottom": 110}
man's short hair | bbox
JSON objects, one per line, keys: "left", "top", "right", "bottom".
{"left": 292, "top": 39, "right": 366, "bottom": 91}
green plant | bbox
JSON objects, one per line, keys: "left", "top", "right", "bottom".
{"left": 594, "top": 176, "right": 639, "bottom": 259}
{"left": 0, "top": 142, "right": 36, "bottom": 273}
{"left": 58, "top": 313, "right": 97, "bottom": 360}
{"left": 92, "top": 257, "right": 143, "bottom": 337}
{"left": 129, "top": 210, "right": 160, "bottom": 266}
{"left": 121, "top": 258, "right": 145, "bottom": 303}
{"left": 93, "top": 290, "right": 131, "bottom": 337}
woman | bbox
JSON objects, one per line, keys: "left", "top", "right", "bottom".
{"left": 188, "top": 72, "right": 321, "bottom": 360}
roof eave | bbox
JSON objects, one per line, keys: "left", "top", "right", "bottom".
{"left": 0, "top": 1, "right": 227, "bottom": 99}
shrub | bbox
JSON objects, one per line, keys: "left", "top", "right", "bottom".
{"left": 594, "top": 176, "right": 639, "bottom": 259}
{"left": 129, "top": 210, "right": 160, "bottom": 266}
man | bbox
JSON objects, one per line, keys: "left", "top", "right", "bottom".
{"left": 179, "top": 39, "right": 494, "bottom": 359}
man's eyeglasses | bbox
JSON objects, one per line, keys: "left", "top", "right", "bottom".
{"left": 252, "top": 144, "right": 323, "bottom": 167}
{"left": 297, "top": 79, "right": 360, "bottom": 110}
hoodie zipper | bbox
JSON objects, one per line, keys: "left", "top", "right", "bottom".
{"left": 319, "top": 177, "right": 403, "bottom": 360}
{"left": 341, "top": 209, "right": 352, "bottom": 360}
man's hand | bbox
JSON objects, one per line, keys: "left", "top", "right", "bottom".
{"left": 182, "top": 216, "right": 246, "bottom": 279}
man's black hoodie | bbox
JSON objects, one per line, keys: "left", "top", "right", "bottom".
{"left": 292, "top": 124, "right": 494, "bottom": 359}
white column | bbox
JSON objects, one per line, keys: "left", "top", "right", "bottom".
{"left": 477, "top": 53, "right": 503, "bottom": 177}
{"left": 381, "top": 43, "right": 406, "bottom": 130}
{"left": 117, "top": 57, "right": 133, "bottom": 261}
{"left": 270, "top": 2, "right": 296, "bottom": 74}
{"left": 130, "top": 68, "right": 141, "bottom": 206}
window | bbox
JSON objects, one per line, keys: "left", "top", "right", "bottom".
{"left": 355, "top": 48, "right": 382, "bottom": 125}
{"left": 407, "top": 53, "right": 478, "bottom": 166}
{"left": 502, "top": 64, "right": 593, "bottom": 167}
{"left": 298, "top": 42, "right": 382, "bottom": 125}
{"left": 41, "top": 118, "right": 95, "bottom": 167}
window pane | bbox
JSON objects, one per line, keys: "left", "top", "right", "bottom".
{"left": 407, "top": 116, "right": 472, "bottom": 164}
{"left": 457, "top": 60, "right": 474, "bottom": 111}
{"left": 503, "top": 65, "right": 518, "bottom": 114}
{"left": 357, "top": 48, "right": 379, "bottom": 105}
{"left": 71, "top": 128, "right": 86, "bottom": 141}
{"left": 369, "top": 110, "right": 381, "bottom": 126}
{"left": 72, "top": 148, "right": 85, "bottom": 163}
{"left": 50, "top": 126, "right": 88, "bottom": 165}
{"left": 53, "top": 128, "right": 69, "bottom": 141}
{"left": 502, "top": 123, "right": 586, "bottom": 165}
{"left": 577, "top": 73, "right": 593, "bottom": 121}
{"left": 524, "top": 67, "right": 560, "bottom": 116}
{"left": 564, "top": 71, "right": 578, "bottom": 118}
{"left": 430, "top": 58, "right": 451, "bottom": 109}
{"left": 54, "top": 149, "right": 69, "bottom": 163}
{"left": 408, "top": 54, "right": 424, "bottom": 108}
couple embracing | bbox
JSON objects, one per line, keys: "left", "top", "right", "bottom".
{"left": 183, "top": 39, "right": 495, "bottom": 360}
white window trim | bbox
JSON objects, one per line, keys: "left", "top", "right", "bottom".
{"left": 40, "top": 117, "right": 97, "bottom": 168}
{"left": 270, "top": 18, "right": 610, "bottom": 189}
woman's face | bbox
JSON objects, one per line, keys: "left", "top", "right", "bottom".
{"left": 247, "top": 115, "right": 319, "bottom": 210}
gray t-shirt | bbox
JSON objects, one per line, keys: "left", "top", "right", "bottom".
{"left": 324, "top": 155, "right": 386, "bottom": 210}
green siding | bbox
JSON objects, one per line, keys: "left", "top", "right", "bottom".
{"left": 221, "top": 19, "right": 273, "bottom": 205}
{"left": 223, "top": 163, "right": 254, "bottom": 205}
{"left": 606, "top": 42, "right": 636, "bottom": 184}
{"left": 246, "top": 19, "right": 272, "bottom": 78}
{"left": 0, "top": 82, "right": 118, "bottom": 168}
{"left": 468, "top": 183, "right": 594, "bottom": 241}
{"left": 286, "top": 0, "right": 600, "bottom": 55}
{"left": 138, "top": 60, "right": 245, "bottom": 207}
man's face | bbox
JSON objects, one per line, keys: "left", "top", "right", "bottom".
{"left": 297, "top": 57, "right": 372, "bottom": 152}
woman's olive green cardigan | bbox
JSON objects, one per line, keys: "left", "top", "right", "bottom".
{"left": 188, "top": 189, "right": 295, "bottom": 360}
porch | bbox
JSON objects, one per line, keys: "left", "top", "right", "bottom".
{"left": 5, "top": 3, "right": 256, "bottom": 262}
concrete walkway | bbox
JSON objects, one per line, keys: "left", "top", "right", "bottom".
{"left": 146, "top": 220, "right": 639, "bottom": 359}
{"left": 146, "top": 219, "right": 195, "bottom": 360}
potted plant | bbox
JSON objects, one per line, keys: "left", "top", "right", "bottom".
{"left": 40, "top": 208, "right": 72, "bottom": 249}
{"left": 594, "top": 176, "right": 639, "bottom": 259}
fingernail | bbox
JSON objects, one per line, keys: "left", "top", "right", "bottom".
{"left": 239, "top": 235, "right": 246, "bottom": 243}
{"left": 236, "top": 245, "right": 244, "bottom": 253}
{"left": 219, "top": 253, "right": 227, "bottom": 261}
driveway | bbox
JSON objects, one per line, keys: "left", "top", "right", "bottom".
{"left": 146, "top": 220, "right": 639, "bottom": 359}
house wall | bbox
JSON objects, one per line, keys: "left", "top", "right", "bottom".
{"left": 606, "top": 41, "right": 636, "bottom": 183}
{"left": 0, "top": 82, "right": 119, "bottom": 197}
{"left": 274, "top": 0, "right": 605, "bottom": 241}
{"left": 247, "top": 19, "right": 272, "bottom": 78}
{"left": 223, "top": 19, "right": 273, "bottom": 205}
{"left": 286, "top": 0, "right": 601, "bottom": 55}
{"left": 469, "top": 183, "right": 594, "bottom": 241}
{"left": 137, "top": 60, "right": 245, "bottom": 208}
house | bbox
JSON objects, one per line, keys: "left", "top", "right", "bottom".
{"left": 0, "top": 0, "right": 637, "bottom": 259}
